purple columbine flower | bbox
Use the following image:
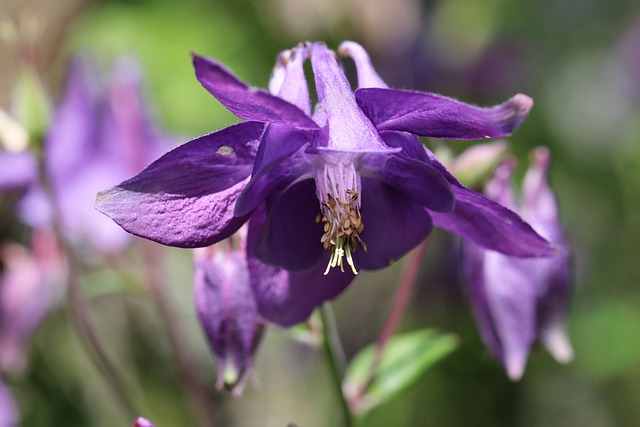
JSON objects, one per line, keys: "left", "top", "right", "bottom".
{"left": 193, "top": 228, "right": 264, "bottom": 395}
{"left": 463, "top": 148, "right": 573, "bottom": 380}
{"left": 97, "top": 41, "right": 554, "bottom": 325}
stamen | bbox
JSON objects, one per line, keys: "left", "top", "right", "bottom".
{"left": 316, "top": 161, "right": 365, "bottom": 275}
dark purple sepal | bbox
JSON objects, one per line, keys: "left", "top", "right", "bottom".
{"left": 192, "top": 53, "right": 319, "bottom": 130}
{"left": 247, "top": 209, "right": 355, "bottom": 327}
{"left": 356, "top": 88, "right": 533, "bottom": 140}
{"left": 253, "top": 179, "right": 324, "bottom": 271}
{"left": 96, "top": 122, "right": 264, "bottom": 248}
{"left": 359, "top": 152, "right": 454, "bottom": 213}
{"left": 353, "top": 178, "right": 434, "bottom": 270}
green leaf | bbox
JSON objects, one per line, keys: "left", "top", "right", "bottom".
{"left": 344, "top": 329, "right": 458, "bottom": 414}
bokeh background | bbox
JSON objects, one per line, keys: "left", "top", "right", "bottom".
{"left": 1, "top": 0, "right": 639, "bottom": 426}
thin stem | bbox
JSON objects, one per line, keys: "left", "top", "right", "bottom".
{"left": 140, "top": 241, "right": 216, "bottom": 427}
{"left": 358, "top": 240, "right": 429, "bottom": 399}
{"left": 65, "top": 246, "right": 139, "bottom": 420}
{"left": 320, "top": 304, "right": 353, "bottom": 427}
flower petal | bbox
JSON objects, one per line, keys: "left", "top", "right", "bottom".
{"left": 360, "top": 152, "right": 454, "bottom": 212}
{"left": 247, "top": 208, "right": 355, "bottom": 327}
{"left": 192, "top": 53, "right": 318, "bottom": 130}
{"left": 310, "top": 43, "right": 391, "bottom": 152}
{"left": 356, "top": 88, "right": 533, "bottom": 139}
{"left": 193, "top": 244, "right": 262, "bottom": 395}
{"left": 353, "top": 178, "right": 434, "bottom": 270}
{"left": 134, "top": 418, "right": 155, "bottom": 427}
{"left": 268, "top": 44, "right": 312, "bottom": 114}
{"left": 253, "top": 179, "right": 324, "bottom": 271}
{"left": 0, "top": 379, "right": 18, "bottom": 427}
{"left": 338, "top": 40, "right": 388, "bottom": 89}
{"left": 426, "top": 151, "right": 556, "bottom": 257}
{"left": 464, "top": 243, "right": 538, "bottom": 380}
{"left": 0, "top": 151, "right": 38, "bottom": 191}
{"left": 235, "top": 144, "right": 314, "bottom": 217}
{"left": 96, "top": 122, "right": 264, "bottom": 247}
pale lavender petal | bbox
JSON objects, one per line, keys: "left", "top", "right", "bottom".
{"left": 0, "top": 380, "right": 18, "bottom": 427}
{"left": 522, "top": 147, "right": 573, "bottom": 362}
{"left": 194, "top": 243, "right": 262, "bottom": 395}
{"left": 247, "top": 209, "right": 355, "bottom": 327}
{"left": 0, "top": 151, "right": 38, "bottom": 191}
{"left": 253, "top": 179, "right": 324, "bottom": 271}
{"left": 44, "top": 55, "right": 100, "bottom": 185}
{"left": 464, "top": 243, "right": 538, "bottom": 380}
{"left": 352, "top": 178, "right": 433, "bottom": 270}
{"left": 359, "top": 152, "right": 454, "bottom": 212}
{"left": 310, "top": 43, "right": 391, "bottom": 152}
{"left": 193, "top": 53, "right": 318, "bottom": 129}
{"left": 96, "top": 122, "right": 264, "bottom": 248}
{"left": 269, "top": 45, "right": 312, "bottom": 114}
{"left": 338, "top": 41, "right": 388, "bottom": 89}
{"left": 356, "top": 88, "right": 533, "bottom": 140}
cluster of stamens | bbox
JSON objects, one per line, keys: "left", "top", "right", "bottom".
{"left": 315, "top": 163, "right": 366, "bottom": 275}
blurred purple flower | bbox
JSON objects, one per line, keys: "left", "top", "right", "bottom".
{"left": 194, "top": 229, "right": 263, "bottom": 395}
{"left": 0, "top": 54, "right": 171, "bottom": 254}
{"left": 133, "top": 417, "right": 155, "bottom": 427}
{"left": 97, "top": 41, "right": 554, "bottom": 325}
{"left": 0, "top": 379, "right": 18, "bottom": 427}
{"left": 463, "top": 148, "right": 573, "bottom": 380}
{"left": 0, "top": 230, "right": 66, "bottom": 373}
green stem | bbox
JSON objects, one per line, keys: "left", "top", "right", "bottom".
{"left": 320, "top": 304, "right": 353, "bottom": 427}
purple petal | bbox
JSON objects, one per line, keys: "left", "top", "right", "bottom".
{"left": 379, "top": 130, "right": 430, "bottom": 163}
{"left": 310, "top": 43, "right": 391, "bottom": 152}
{"left": 192, "top": 53, "right": 318, "bottom": 129}
{"left": 96, "top": 122, "right": 264, "bottom": 248}
{"left": 0, "top": 151, "right": 38, "bottom": 191}
{"left": 247, "top": 209, "right": 355, "bottom": 327}
{"left": 338, "top": 41, "right": 388, "bottom": 89}
{"left": 426, "top": 151, "right": 555, "bottom": 257}
{"left": 253, "top": 179, "right": 324, "bottom": 271}
{"left": 430, "top": 185, "right": 555, "bottom": 257}
{"left": 356, "top": 88, "right": 533, "bottom": 139}
{"left": 268, "top": 45, "right": 312, "bottom": 114}
{"left": 464, "top": 242, "right": 538, "bottom": 380}
{"left": 359, "top": 152, "right": 454, "bottom": 212}
{"left": 0, "top": 380, "right": 18, "bottom": 427}
{"left": 522, "top": 148, "right": 573, "bottom": 362}
{"left": 236, "top": 145, "right": 314, "bottom": 217}
{"left": 353, "top": 178, "right": 433, "bottom": 270}
{"left": 194, "top": 244, "right": 262, "bottom": 395}
{"left": 251, "top": 124, "right": 314, "bottom": 180}
{"left": 44, "top": 56, "right": 100, "bottom": 185}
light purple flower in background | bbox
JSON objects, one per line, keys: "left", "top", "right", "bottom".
{"left": 0, "top": 379, "right": 18, "bottom": 427}
{"left": 463, "top": 148, "right": 573, "bottom": 380}
{"left": 44, "top": 55, "right": 171, "bottom": 253}
{"left": 0, "top": 230, "right": 66, "bottom": 373}
{"left": 97, "top": 41, "right": 554, "bottom": 326}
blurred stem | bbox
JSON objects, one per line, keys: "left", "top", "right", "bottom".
{"left": 320, "top": 304, "right": 353, "bottom": 427}
{"left": 357, "top": 240, "right": 429, "bottom": 400}
{"left": 64, "top": 244, "right": 139, "bottom": 421}
{"left": 140, "top": 241, "right": 216, "bottom": 427}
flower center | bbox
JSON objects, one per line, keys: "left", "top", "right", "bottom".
{"left": 315, "top": 161, "right": 367, "bottom": 275}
